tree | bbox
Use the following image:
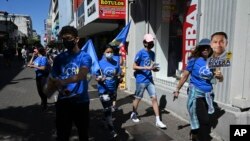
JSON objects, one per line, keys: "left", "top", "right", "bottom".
{"left": 27, "top": 37, "right": 40, "bottom": 46}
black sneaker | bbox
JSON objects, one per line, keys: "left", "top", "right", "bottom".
{"left": 130, "top": 112, "right": 140, "bottom": 123}
{"left": 111, "top": 106, "right": 118, "bottom": 112}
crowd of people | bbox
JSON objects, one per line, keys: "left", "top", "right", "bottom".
{"left": 10, "top": 25, "right": 228, "bottom": 141}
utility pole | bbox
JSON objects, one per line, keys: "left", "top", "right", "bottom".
{"left": 3, "top": 12, "right": 9, "bottom": 45}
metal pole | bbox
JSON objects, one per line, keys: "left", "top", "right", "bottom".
{"left": 4, "top": 12, "right": 9, "bottom": 45}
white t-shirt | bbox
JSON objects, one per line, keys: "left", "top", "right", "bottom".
{"left": 21, "top": 48, "right": 27, "bottom": 57}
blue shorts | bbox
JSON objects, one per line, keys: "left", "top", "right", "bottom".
{"left": 134, "top": 82, "right": 156, "bottom": 99}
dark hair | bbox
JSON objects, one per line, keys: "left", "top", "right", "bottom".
{"left": 59, "top": 26, "right": 78, "bottom": 37}
{"left": 211, "top": 32, "right": 228, "bottom": 40}
{"left": 103, "top": 44, "right": 114, "bottom": 53}
{"left": 190, "top": 45, "right": 213, "bottom": 58}
{"left": 35, "top": 45, "right": 46, "bottom": 56}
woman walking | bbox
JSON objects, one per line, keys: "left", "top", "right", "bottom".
{"left": 95, "top": 45, "right": 123, "bottom": 138}
{"left": 173, "top": 38, "right": 223, "bottom": 141}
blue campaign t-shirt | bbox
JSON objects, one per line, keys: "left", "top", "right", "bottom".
{"left": 33, "top": 56, "right": 49, "bottom": 77}
{"left": 134, "top": 48, "right": 155, "bottom": 83}
{"left": 186, "top": 57, "right": 213, "bottom": 92}
{"left": 96, "top": 56, "right": 121, "bottom": 94}
{"left": 51, "top": 50, "right": 92, "bottom": 102}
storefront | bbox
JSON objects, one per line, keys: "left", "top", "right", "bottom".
{"left": 126, "top": 0, "right": 197, "bottom": 90}
{"left": 126, "top": 0, "right": 250, "bottom": 140}
{"left": 77, "top": 0, "right": 126, "bottom": 58}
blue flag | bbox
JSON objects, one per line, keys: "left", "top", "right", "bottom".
{"left": 81, "top": 39, "right": 100, "bottom": 75}
{"left": 109, "top": 21, "right": 131, "bottom": 48}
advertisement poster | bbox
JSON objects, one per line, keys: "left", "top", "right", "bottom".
{"left": 182, "top": 0, "right": 198, "bottom": 70}
{"left": 99, "top": 0, "right": 126, "bottom": 19}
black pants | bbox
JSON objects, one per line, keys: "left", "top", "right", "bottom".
{"left": 36, "top": 76, "right": 47, "bottom": 105}
{"left": 99, "top": 94, "right": 115, "bottom": 131}
{"left": 192, "top": 97, "right": 211, "bottom": 141}
{"left": 56, "top": 98, "right": 89, "bottom": 141}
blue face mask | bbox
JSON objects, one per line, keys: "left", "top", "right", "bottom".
{"left": 105, "top": 53, "right": 113, "bottom": 59}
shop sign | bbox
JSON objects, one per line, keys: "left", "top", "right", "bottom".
{"left": 99, "top": 0, "right": 126, "bottom": 19}
{"left": 182, "top": 0, "right": 198, "bottom": 70}
{"left": 84, "top": 0, "right": 125, "bottom": 25}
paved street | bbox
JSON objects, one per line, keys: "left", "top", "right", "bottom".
{"left": 0, "top": 56, "right": 219, "bottom": 141}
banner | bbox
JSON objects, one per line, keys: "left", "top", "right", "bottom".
{"left": 109, "top": 21, "right": 131, "bottom": 48}
{"left": 109, "top": 21, "right": 131, "bottom": 61}
{"left": 182, "top": 0, "right": 198, "bottom": 70}
{"left": 81, "top": 39, "right": 100, "bottom": 74}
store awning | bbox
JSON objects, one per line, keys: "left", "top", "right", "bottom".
{"left": 78, "top": 22, "right": 118, "bottom": 38}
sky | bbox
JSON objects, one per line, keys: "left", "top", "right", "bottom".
{"left": 0, "top": 0, "right": 50, "bottom": 37}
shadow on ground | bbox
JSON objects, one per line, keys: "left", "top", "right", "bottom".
{"left": 89, "top": 94, "right": 135, "bottom": 141}
{"left": 0, "top": 104, "right": 56, "bottom": 141}
{"left": 0, "top": 56, "right": 25, "bottom": 91}
{"left": 89, "top": 108, "right": 132, "bottom": 141}
{"left": 0, "top": 103, "right": 133, "bottom": 141}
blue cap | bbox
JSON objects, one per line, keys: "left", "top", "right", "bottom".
{"left": 198, "top": 38, "right": 210, "bottom": 46}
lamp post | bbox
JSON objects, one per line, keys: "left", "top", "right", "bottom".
{"left": 10, "top": 14, "right": 16, "bottom": 22}
{"left": 127, "top": 0, "right": 135, "bottom": 24}
{"left": 10, "top": 14, "right": 16, "bottom": 48}
{"left": 3, "top": 12, "right": 17, "bottom": 47}
{"left": 3, "top": 12, "right": 8, "bottom": 41}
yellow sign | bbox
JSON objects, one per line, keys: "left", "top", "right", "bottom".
{"left": 100, "top": 0, "right": 124, "bottom": 6}
{"left": 119, "top": 66, "right": 126, "bottom": 90}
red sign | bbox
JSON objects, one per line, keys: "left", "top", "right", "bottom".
{"left": 120, "top": 44, "right": 126, "bottom": 60}
{"left": 99, "top": 0, "right": 126, "bottom": 19}
{"left": 182, "top": 0, "right": 198, "bottom": 70}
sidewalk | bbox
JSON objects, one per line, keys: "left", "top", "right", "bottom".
{"left": 0, "top": 56, "right": 218, "bottom": 141}
{"left": 88, "top": 87, "right": 192, "bottom": 141}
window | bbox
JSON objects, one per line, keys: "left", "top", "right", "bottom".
{"left": 157, "top": 0, "right": 189, "bottom": 78}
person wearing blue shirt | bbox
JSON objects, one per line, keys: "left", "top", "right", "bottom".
{"left": 130, "top": 34, "right": 166, "bottom": 129}
{"left": 95, "top": 45, "right": 123, "bottom": 138}
{"left": 28, "top": 45, "right": 50, "bottom": 110}
{"left": 173, "top": 38, "right": 223, "bottom": 141}
{"left": 45, "top": 26, "right": 92, "bottom": 141}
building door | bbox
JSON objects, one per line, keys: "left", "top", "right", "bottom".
{"left": 161, "top": 0, "right": 198, "bottom": 77}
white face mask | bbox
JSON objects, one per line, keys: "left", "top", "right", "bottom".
{"left": 105, "top": 53, "right": 113, "bottom": 59}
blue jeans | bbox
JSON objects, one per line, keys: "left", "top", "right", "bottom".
{"left": 134, "top": 82, "right": 156, "bottom": 99}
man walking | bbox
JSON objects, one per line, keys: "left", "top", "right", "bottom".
{"left": 130, "top": 33, "right": 166, "bottom": 129}
{"left": 45, "top": 26, "right": 92, "bottom": 141}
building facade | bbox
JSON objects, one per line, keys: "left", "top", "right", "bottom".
{"left": 125, "top": 0, "right": 250, "bottom": 140}
{"left": 12, "top": 14, "right": 33, "bottom": 45}
{"left": 46, "top": 0, "right": 126, "bottom": 58}
{"left": 0, "top": 12, "right": 32, "bottom": 51}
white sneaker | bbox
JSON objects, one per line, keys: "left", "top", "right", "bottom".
{"left": 156, "top": 121, "right": 167, "bottom": 129}
{"left": 110, "top": 130, "right": 118, "bottom": 138}
{"left": 130, "top": 112, "right": 140, "bottom": 123}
